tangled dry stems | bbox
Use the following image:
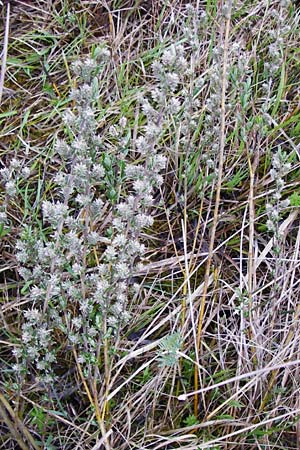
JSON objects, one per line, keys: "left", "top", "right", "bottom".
{"left": 0, "top": 0, "right": 300, "bottom": 449}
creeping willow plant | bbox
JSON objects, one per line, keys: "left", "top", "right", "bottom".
{"left": 10, "top": 40, "right": 195, "bottom": 381}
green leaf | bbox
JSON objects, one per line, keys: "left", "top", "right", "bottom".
{"left": 21, "top": 280, "right": 33, "bottom": 295}
{"left": 289, "top": 192, "right": 300, "bottom": 207}
{"left": 183, "top": 414, "right": 199, "bottom": 427}
{"left": 158, "top": 332, "right": 182, "bottom": 367}
{"left": 271, "top": 60, "right": 285, "bottom": 117}
{"left": 216, "top": 414, "right": 235, "bottom": 420}
{"left": 141, "top": 366, "right": 152, "bottom": 383}
{"left": 227, "top": 399, "right": 245, "bottom": 408}
{"left": 0, "top": 224, "right": 10, "bottom": 238}
{"left": 0, "top": 110, "right": 18, "bottom": 119}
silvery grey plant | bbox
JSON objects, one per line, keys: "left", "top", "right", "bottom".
{"left": 5, "top": 0, "right": 238, "bottom": 383}
{"left": 9, "top": 37, "right": 199, "bottom": 381}
{"left": 0, "top": 158, "right": 30, "bottom": 224}
{"left": 264, "top": 0, "right": 291, "bottom": 78}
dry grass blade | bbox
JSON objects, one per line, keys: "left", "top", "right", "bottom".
{"left": 0, "top": 1, "right": 10, "bottom": 105}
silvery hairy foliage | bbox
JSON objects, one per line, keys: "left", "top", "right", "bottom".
{"left": 0, "top": 158, "right": 30, "bottom": 224}
{"left": 10, "top": 42, "right": 187, "bottom": 381}
{"left": 8, "top": 1, "right": 223, "bottom": 381}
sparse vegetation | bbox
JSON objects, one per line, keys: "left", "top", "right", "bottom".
{"left": 1, "top": 1, "right": 300, "bottom": 449}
